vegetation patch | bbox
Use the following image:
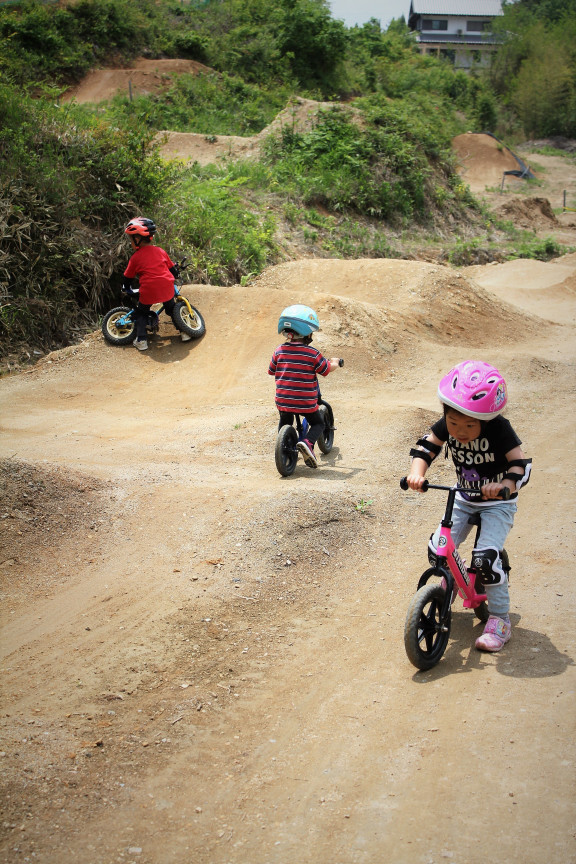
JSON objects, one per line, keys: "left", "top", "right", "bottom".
{"left": 1, "top": 0, "right": 575, "bottom": 357}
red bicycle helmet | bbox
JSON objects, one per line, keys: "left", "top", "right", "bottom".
{"left": 125, "top": 217, "right": 156, "bottom": 238}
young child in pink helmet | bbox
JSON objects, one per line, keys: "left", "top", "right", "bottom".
{"left": 405, "top": 360, "right": 532, "bottom": 652}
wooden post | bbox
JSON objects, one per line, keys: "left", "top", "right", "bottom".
{"left": 129, "top": 80, "right": 133, "bottom": 102}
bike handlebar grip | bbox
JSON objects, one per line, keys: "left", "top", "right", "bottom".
{"left": 399, "top": 477, "right": 428, "bottom": 491}
{"left": 499, "top": 487, "right": 511, "bottom": 500}
{"left": 338, "top": 358, "right": 344, "bottom": 367}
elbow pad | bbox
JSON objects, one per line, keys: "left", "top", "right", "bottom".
{"left": 410, "top": 437, "right": 442, "bottom": 467}
{"left": 503, "top": 458, "right": 532, "bottom": 491}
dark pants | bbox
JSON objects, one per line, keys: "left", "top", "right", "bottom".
{"left": 278, "top": 409, "right": 323, "bottom": 447}
{"left": 135, "top": 298, "right": 175, "bottom": 341}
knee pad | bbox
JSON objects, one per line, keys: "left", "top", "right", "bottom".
{"left": 472, "top": 547, "right": 507, "bottom": 586}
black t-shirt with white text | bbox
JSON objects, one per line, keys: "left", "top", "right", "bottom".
{"left": 431, "top": 416, "right": 522, "bottom": 502}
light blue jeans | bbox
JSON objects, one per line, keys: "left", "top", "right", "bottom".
{"left": 431, "top": 497, "right": 517, "bottom": 617}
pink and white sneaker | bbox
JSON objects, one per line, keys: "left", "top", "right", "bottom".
{"left": 297, "top": 438, "right": 318, "bottom": 469}
{"left": 475, "top": 615, "right": 511, "bottom": 652}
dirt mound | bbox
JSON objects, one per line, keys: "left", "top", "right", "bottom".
{"left": 464, "top": 253, "right": 576, "bottom": 324}
{"left": 452, "top": 132, "right": 532, "bottom": 193}
{"left": 156, "top": 130, "right": 260, "bottom": 165}
{"left": 252, "top": 258, "right": 537, "bottom": 350}
{"left": 156, "top": 97, "right": 340, "bottom": 165}
{"left": 0, "top": 459, "right": 109, "bottom": 608}
{"left": 493, "top": 196, "right": 559, "bottom": 230}
{"left": 62, "top": 58, "right": 214, "bottom": 104}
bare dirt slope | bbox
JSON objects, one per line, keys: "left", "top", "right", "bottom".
{"left": 62, "top": 59, "right": 214, "bottom": 104}
{"left": 155, "top": 97, "right": 341, "bottom": 166}
{"left": 452, "top": 132, "right": 576, "bottom": 242}
{"left": 1, "top": 250, "right": 575, "bottom": 864}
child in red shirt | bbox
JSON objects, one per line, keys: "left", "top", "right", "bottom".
{"left": 123, "top": 217, "right": 191, "bottom": 351}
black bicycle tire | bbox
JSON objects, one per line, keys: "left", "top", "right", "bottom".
{"left": 316, "top": 404, "right": 334, "bottom": 454}
{"left": 101, "top": 307, "right": 136, "bottom": 346}
{"left": 404, "top": 583, "right": 451, "bottom": 671}
{"left": 275, "top": 425, "right": 298, "bottom": 477}
{"left": 172, "top": 301, "right": 206, "bottom": 339}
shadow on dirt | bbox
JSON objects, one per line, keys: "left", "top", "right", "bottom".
{"left": 102, "top": 332, "right": 206, "bottom": 363}
{"left": 409, "top": 612, "right": 574, "bottom": 681}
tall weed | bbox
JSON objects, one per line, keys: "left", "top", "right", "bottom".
{"left": 262, "top": 100, "right": 468, "bottom": 223}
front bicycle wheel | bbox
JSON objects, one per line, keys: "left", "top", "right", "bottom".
{"left": 101, "top": 307, "right": 136, "bottom": 346}
{"left": 172, "top": 301, "right": 206, "bottom": 339}
{"left": 316, "top": 404, "right": 334, "bottom": 454}
{"left": 275, "top": 425, "right": 298, "bottom": 476}
{"left": 404, "top": 583, "right": 451, "bottom": 671}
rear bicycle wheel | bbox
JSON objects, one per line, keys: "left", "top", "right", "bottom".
{"left": 316, "top": 404, "right": 334, "bottom": 454}
{"left": 101, "top": 307, "right": 136, "bottom": 345}
{"left": 404, "top": 583, "right": 451, "bottom": 671}
{"left": 275, "top": 425, "right": 298, "bottom": 476}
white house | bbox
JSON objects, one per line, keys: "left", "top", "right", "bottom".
{"left": 408, "top": 0, "right": 504, "bottom": 70}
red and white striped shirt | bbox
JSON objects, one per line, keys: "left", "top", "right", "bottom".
{"left": 268, "top": 342, "right": 330, "bottom": 413}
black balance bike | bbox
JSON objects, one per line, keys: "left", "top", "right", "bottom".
{"left": 275, "top": 360, "right": 343, "bottom": 477}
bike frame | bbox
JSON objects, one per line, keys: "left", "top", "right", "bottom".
{"left": 296, "top": 396, "right": 333, "bottom": 440}
{"left": 429, "top": 485, "right": 487, "bottom": 612}
{"left": 116, "top": 285, "right": 193, "bottom": 329}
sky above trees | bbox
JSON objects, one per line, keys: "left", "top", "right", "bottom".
{"left": 328, "top": 0, "right": 409, "bottom": 28}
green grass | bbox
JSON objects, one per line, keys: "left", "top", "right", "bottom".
{"left": 91, "top": 72, "right": 294, "bottom": 136}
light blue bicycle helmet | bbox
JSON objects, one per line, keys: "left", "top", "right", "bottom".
{"left": 278, "top": 304, "right": 320, "bottom": 337}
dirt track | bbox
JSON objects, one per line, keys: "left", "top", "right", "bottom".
{"left": 1, "top": 83, "right": 576, "bottom": 863}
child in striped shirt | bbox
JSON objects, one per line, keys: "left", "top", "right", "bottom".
{"left": 268, "top": 305, "right": 341, "bottom": 468}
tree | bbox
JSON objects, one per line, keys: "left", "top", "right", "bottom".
{"left": 512, "top": 41, "right": 575, "bottom": 136}
{"left": 278, "top": 0, "right": 347, "bottom": 92}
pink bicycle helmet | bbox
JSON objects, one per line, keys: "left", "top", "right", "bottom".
{"left": 438, "top": 360, "right": 507, "bottom": 421}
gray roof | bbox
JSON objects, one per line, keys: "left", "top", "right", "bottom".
{"left": 409, "top": 0, "right": 503, "bottom": 15}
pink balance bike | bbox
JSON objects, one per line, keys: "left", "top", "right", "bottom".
{"left": 400, "top": 477, "right": 510, "bottom": 671}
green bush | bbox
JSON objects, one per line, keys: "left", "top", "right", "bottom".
{"left": 0, "top": 0, "right": 162, "bottom": 85}
{"left": 262, "top": 99, "right": 466, "bottom": 224}
{"left": 101, "top": 72, "right": 292, "bottom": 136}
{"left": 0, "top": 82, "right": 179, "bottom": 352}
{"left": 491, "top": 6, "right": 576, "bottom": 137}
{"left": 159, "top": 166, "right": 279, "bottom": 284}
{"left": 508, "top": 236, "right": 564, "bottom": 262}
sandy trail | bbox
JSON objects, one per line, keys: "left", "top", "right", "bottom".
{"left": 1, "top": 250, "right": 575, "bottom": 864}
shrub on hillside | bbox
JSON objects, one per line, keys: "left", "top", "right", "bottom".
{"left": 0, "top": 83, "right": 179, "bottom": 352}
{"left": 262, "top": 100, "right": 473, "bottom": 223}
